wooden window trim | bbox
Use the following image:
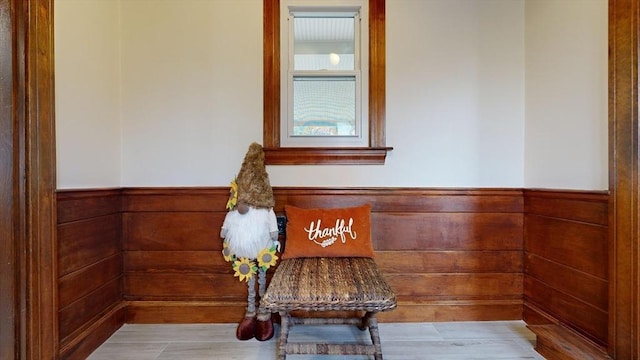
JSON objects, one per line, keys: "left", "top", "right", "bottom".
{"left": 263, "top": 0, "right": 392, "bottom": 165}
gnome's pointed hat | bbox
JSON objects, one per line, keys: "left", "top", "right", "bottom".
{"left": 236, "top": 142, "right": 275, "bottom": 209}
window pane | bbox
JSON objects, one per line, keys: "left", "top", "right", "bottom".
{"left": 294, "top": 17, "right": 355, "bottom": 71}
{"left": 292, "top": 76, "right": 356, "bottom": 136}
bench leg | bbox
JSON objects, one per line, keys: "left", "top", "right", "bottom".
{"left": 277, "top": 312, "right": 290, "bottom": 360}
{"left": 359, "top": 311, "right": 374, "bottom": 330}
{"left": 364, "top": 312, "right": 384, "bottom": 360}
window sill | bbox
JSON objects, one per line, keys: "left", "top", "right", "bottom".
{"left": 264, "top": 147, "right": 393, "bottom": 165}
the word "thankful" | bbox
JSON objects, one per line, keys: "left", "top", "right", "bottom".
{"left": 304, "top": 218, "right": 358, "bottom": 246}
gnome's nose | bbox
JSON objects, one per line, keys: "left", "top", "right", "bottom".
{"left": 237, "top": 201, "right": 250, "bottom": 215}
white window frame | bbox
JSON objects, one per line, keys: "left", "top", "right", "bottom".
{"left": 280, "top": 0, "right": 369, "bottom": 148}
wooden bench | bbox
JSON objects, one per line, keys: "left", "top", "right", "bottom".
{"left": 261, "top": 257, "right": 397, "bottom": 359}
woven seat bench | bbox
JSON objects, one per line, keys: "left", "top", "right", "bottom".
{"left": 261, "top": 257, "right": 397, "bottom": 360}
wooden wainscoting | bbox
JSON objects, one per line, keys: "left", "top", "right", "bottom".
{"left": 57, "top": 189, "right": 126, "bottom": 360}
{"left": 57, "top": 187, "right": 608, "bottom": 358}
{"left": 523, "top": 189, "right": 610, "bottom": 359}
{"left": 121, "top": 187, "right": 248, "bottom": 323}
{"left": 56, "top": 187, "right": 611, "bottom": 358}
{"left": 122, "top": 187, "right": 524, "bottom": 323}
{"left": 275, "top": 188, "right": 524, "bottom": 322}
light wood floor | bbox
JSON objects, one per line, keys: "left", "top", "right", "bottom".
{"left": 87, "top": 320, "right": 545, "bottom": 359}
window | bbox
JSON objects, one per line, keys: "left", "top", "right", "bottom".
{"left": 282, "top": 6, "right": 367, "bottom": 147}
{"left": 263, "top": 0, "right": 390, "bottom": 165}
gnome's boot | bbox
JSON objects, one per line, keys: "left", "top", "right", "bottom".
{"left": 236, "top": 275, "right": 257, "bottom": 340}
{"left": 254, "top": 268, "right": 274, "bottom": 341}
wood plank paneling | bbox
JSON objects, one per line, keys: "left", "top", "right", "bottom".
{"left": 387, "top": 273, "right": 522, "bottom": 299}
{"left": 58, "top": 214, "right": 121, "bottom": 276}
{"left": 57, "top": 190, "right": 125, "bottom": 358}
{"left": 58, "top": 279, "right": 121, "bottom": 342}
{"left": 122, "top": 187, "right": 524, "bottom": 323}
{"left": 525, "top": 253, "right": 608, "bottom": 311}
{"left": 272, "top": 188, "right": 524, "bottom": 213}
{"left": 125, "top": 273, "right": 249, "bottom": 300}
{"left": 124, "top": 299, "right": 524, "bottom": 324}
{"left": 57, "top": 189, "right": 121, "bottom": 223}
{"left": 525, "top": 215, "right": 607, "bottom": 279}
{"left": 525, "top": 190, "right": 607, "bottom": 225}
{"left": 525, "top": 276, "right": 608, "bottom": 345}
{"left": 373, "top": 213, "right": 523, "bottom": 250}
{"left": 125, "top": 250, "right": 229, "bottom": 273}
{"left": 122, "top": 188, "right": 236, "bottom": 323}
{"left": 378, "top": 300, "right": 523, "bottom": 322}
{"left": 55, "top": 187, "right": 609, "bottom": 336}
{"left": 123, "top": 212, "right": 224, "bottom": 251}
{"left": 375, "top": 250, "right": 522, "bottom": 273}
{"left": 59, "top": 254, "right": 122, "bottom": 309}
{"left": 524, "top": 189, "right": 609, "bottom": 351}
{"left": 126, "top": 301, "right": 248, "bottom": 323}
{"left": 122, "top": 187, "right": 229, "bottom": 212}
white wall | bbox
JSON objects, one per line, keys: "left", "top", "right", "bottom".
{"left": 119, "top": 0, "right": 264, "bottom": 187}
{"left": 380, "top": 0, "right": 524, "bottom": 187}
{"left": 524, "top": 0, "right": 608, "bottom": 190}
{"left": 54, "top": 0, "right": 607, "bottom": 190}
{"left": 55, "top": 0, "right": 121, "bottom": 189}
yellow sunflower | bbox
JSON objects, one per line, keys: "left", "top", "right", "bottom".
{"left": 222, "top": 242, "right": 233, "bottom": 262}
{"left": 233, "top": 258, "right": 257, "bottom": 282}
{"left": 257, "top": 247, "right": 278, "bottom": 270}
{"left": 226, "top": 179, "right": 238, "bottom": 210}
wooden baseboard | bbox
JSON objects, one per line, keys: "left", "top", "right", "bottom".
{"left": 378, "top": 299, "right": 523, "bottom": 322}
{"left": 528, "top": 324, "right": 610, "bottom": 360}
{"left": 525, "top": 301, "right": 609, "bottom": 359}
{"left": 125, "top": 299, "right": 522, "bottom": 324}
{"left": 59, "top": 302, "right": 126, "bottom": 360}
{"left": 125, "top": 301, "right": 249, "bottom": 323}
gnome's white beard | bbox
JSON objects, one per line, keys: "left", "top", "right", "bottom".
{"left": 222, "top": 207, "right": 273, "bottom": 259}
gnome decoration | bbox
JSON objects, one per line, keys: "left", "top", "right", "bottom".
{"left": 220, "top": 142, "right": 279, "bottom": 341}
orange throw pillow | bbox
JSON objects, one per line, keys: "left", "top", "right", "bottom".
{"left": 282, "top": 204, "right": 374, "bottom": 259}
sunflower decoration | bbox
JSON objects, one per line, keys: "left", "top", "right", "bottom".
{"left": 222, "top": 242, "right": 234, "bottom": 262}
{"left": 233, "top": 257, "right": 257, "bottom": 282}
{"left": 226, "top": 178, "right": 238, "bottom": 210}
{"left": 257, "top": 246, "right": 278, "bottom": 271}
